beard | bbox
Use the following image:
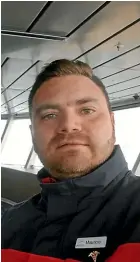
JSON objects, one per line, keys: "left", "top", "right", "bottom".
{"left": 38, "top": 129, "right": 116, "bottom": 180}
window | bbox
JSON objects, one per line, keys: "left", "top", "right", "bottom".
{"left": 1, "top": 119, "right": 32, "bottom": 166}
{"left": 33, "top": 154, "right": 43, "bottom": 170}
{"left": 1, "top": 119, "right": 7, "bottom": 137}
{"left": 114, "top": 107, "right": 140, "bottom": 170}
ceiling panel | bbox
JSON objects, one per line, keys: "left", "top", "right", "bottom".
{"left": 79, "top": 23, "right": 140, "bottom": 68}
{"left": 8, "top": 67, "right": 37, "bottom": 91}
{"left": 5, "top": 89, "right": 31, "bottom": 107}
{"left": 6, "top": 89, "right": 24, "bottom": 102}
{"left": 1, "top": 92, "right": 10, "bottom": 113}
{"left": 1, "top": 94, "right": 6, "bottom": 105}
{"left": 7, "top": 77, "right": 34, "bottom": 91}
{"left": 107, "top": 77, "right": 140, "bottom": 94}
{"left": 1, "top": 94, "right": 8, "bottom": 114}
{"left": 7, "top": 61, "right": 45, "bottom": 91}
{"left": 9, "top": 93, "right": 29, "bottom": 114}
{"left": 1, "top": 1, "right": 46, "bottom": 31}
{"left": 37, "top": 61, "right": 46, "bottom": 72}
{"left": 1, "top": 34, "right": 63, "bottom": 62}
{"left": 1, "top": 61, "right": 45, "bottom": 110}
{"left": 11, "top": 101, "right": 29, "bottom": 114}
{"left": 2, "top": 58, "right": 33, "bottom": 88}
{"left": 109, "top": 85, "right": 140, "bottom": 100}
{"left": 102, "top": 64, "right": 140, "bottom": 86}
{"left": 2, "top": 2, "right": 140, "bottom": 63}
{"left": 1, "top": 1, "right": 140, "bottom": 116}
{"left": 9, "top": 91, "right": 29, "bottom": 107}
{"left": 46, "top": 1, "right": 140, "bottom": 62}
{"left": 93, "top": 47, "right": 140, "bottom": 78}
{"left": 1, "top": 106, "right": 8, "bottom": 114}
{"left": 15, "top": 107, "right": 29, "bottom": 114}
{"left": 31, "top": 1, "right": 104, "bottom": 36}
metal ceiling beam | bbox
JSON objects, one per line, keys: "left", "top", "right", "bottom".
{"left": 74, "top": 18, "right": 140, "bottom": 61}
{"left": 1, "top": 60, "right": 40, "bottom": 94}
{"left": 92, "top": 45, "right": 140, "bottom": 70}
{"left": 1, "top": 113, "right": 29, "bottom": 120}
{"left": 66, "top": 1, "right": 111, "bottom": 38}
{"left": 26, "top": 1, "right": 54, "bottom": 32}
{"left": 1, "top": 30, "right": 66, "bottom": 41}
{"left": 1, "top": 57, "right": 9, "bottom": 68}
{"left": 101, "top": 62, "right": 140, "bottom": 80}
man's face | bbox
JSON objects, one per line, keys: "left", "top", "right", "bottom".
{"left": 31, "top": 75, "right": 115, "bottom": 179}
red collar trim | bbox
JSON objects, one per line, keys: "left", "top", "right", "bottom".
{"left": 41, "top": 177, "right": 56, "bottom": 184}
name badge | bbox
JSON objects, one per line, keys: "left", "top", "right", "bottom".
{"left": 75, "top": 236, "right": 107, "bottom": 249}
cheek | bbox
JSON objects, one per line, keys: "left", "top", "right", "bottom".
{"left": 87, "top": 114, "right": 113, "bottom": 141}
{"left": 33, "top": 123, "right": 53, "bottom": 150}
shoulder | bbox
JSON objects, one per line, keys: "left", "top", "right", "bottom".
{"left": 1, "top": 194, "right": 43, "bottom": 248}
{"left": 117, "top": 172, "right": 140, "bottom": 206}
{"left": 120, "top": 172, "right": 140, "bottom": 217}
{"left": 121, "top": 173, "right": 140, "bottom": 241}
{"left": 2, "top": 193, "right": 42, "bottom": 227}
{"left": 110, "top": 172, "right": 140, "bottom": 218}
{"left": 123, "top": 172, "right": 140, "bottom": 195}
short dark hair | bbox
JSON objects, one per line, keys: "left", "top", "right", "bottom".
{"left": 28, "top": 59, "right": 111, "bottom": 117}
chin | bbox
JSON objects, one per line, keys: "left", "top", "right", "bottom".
{"left": 48, "top": 155, "right": 94, "bottom": 179}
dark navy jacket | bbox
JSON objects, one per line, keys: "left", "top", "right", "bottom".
{"left": 2, "top": 145, "right": 140, "bottom": 262}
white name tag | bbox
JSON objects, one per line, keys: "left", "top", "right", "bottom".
{"left": 75, "top": 236, "right": 107, "bottom": 249}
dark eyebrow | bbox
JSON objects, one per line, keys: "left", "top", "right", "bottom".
{"left": 35, "top": 104, "right": 61, "bottom": 115}
{"left": 75, "top": 98, "right": 99, "bottom": 105}
{"left": 35, "top": 98, "right": 99, "bottom": 115}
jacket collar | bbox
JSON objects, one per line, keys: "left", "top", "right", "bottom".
{"left": 37, "top": 145, "right": 128, "bottom": 195}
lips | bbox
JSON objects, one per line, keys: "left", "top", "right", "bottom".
{"left": 57, "top": 142, "right": 88, "bottom": 148}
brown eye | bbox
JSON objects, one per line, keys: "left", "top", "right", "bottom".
{"left": 81, "top": 108, "right": 95, "bottom": 115}
{"left": 42, "top": 113, "right": 57, "bottom": 120}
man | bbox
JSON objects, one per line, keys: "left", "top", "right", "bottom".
{"left": 2, "top": 59, "right": 140, "bottom": 262}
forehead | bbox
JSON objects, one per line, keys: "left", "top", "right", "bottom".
{"left": 32, "top": 75, "right": 106, "bottom": 107}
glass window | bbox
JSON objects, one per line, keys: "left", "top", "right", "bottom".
{"left": 1, "top": 119, "right": 32, "bottom": 166}
{"left": 114, "top": 107, "right": 140, "bottom": 170}
{"left": 1, "top": 119, "right": 7, "bottom": 137}
{"left": 34, "top": 154, "right": 43, "bottom": 170}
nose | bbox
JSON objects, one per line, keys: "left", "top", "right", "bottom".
{"left": 57, "top": 111, "right": 82, "bottom": 134}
